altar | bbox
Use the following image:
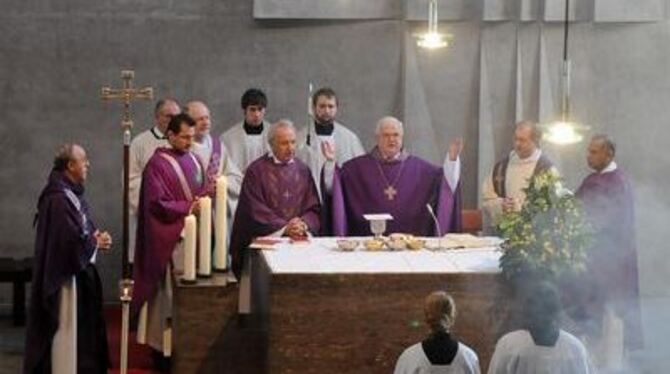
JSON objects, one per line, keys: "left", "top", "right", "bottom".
{"left": 242, "top": 237, "right": 502, "bottom": 373}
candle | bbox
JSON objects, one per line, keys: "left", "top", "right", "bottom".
{"left": 214, "top": 176, "right": 228, "bottom": 270}
{"left": 183, "top": 214, "right": 197, "bottom": 283}
{"left": 198, "top": 196, "right": 212, "bottom": 277}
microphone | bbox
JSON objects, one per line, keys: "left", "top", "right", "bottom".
{"left": 426, "top": 204, "right": 442, "bottom": 238}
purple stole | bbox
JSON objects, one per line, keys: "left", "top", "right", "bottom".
{"left": 202, "top": 139, "right": 222, "bottom": 196}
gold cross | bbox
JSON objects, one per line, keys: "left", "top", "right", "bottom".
{"left": 101, "top": 70, "right": 153, "bottom": 131}
{"left": 384, "top": 186, "right": 397, "bottom": 200}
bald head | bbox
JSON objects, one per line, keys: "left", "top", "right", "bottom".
{"left": 514, "top": 120, "right": 541, "bottom": 159}
{"left": 155, "top": 99, "right": 181, "bottom": 133}
{"left": 185, "top": 101, "right": 212, "bottom": 142}
{"left": 268, "top": 119, "right": 297, "bottom": 163}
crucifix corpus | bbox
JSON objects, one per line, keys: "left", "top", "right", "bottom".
{"left": 101, "top": 70, "right": 153, "bottom": 374}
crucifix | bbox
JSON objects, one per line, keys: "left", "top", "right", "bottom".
{"left": 384, "top": 186, "right": 397, "bottom": 200}
{"left": 101, "top": 70, "right": 153, "bottom": 374}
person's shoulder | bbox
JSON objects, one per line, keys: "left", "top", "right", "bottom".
{"left": 334, "top": 122, "right": 360, "bottom": 138}
{"left": 130, "top": 128, "right": 154, "bottom": 146}
{"left": 497, "top": 329, "right": 530, "bottom": 346}
{"left": 344, "top": 153, "right": 370, "bottom": 165}
{"left": 293, "top": 157, "right": 312, "bottom": 173}
{"left": 246, "top": 155, "right": 269, "bottom": 173}
{"left": 221, "top": 121, "right": 244, "bottom": 139}
{"left": 396, "top": 342, "right": 423, "bottom": 365}
{"left": 558, "top": 330, "right": 587, "bottom": 349}
{"left": 457, "top": 342, "right": 479, "bottom": 361}
{"left": 407, "top": 154, "right": 440, "bottom": 173}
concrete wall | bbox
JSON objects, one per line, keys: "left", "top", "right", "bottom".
{"left": 1, "top": 0, "right": 669, "bottom": 368}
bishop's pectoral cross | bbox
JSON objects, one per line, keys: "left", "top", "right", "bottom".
{"left": 384, "top": 186, "right": 397, "bottom": 201}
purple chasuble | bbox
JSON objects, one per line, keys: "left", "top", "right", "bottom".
{"left": 24, "top": 170, "right": 109, "bottom": 374}
{"left": 330, "top": 151, "right": 461, "bottom": 236}
{"left": 132, "top": 147, "right": 204, "bottom": 313}
{"left": 574, "top": 168, "right": 643, "bottom": 349}
{"left": 230, "top": 155, "right": 321, "bottom": 277}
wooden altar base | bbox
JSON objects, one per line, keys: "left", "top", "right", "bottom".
{"left": 253, "top": 255, "right": 501, "bottom": 373}
{"left": 172, "top": 272, "right": 268, "bottom": 374}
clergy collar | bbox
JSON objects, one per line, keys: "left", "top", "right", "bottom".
{"left": 371, "top": 146, "right": 409, "bottom": 163}
{"left": 244, "top": 121, "right": 264, "bottom": 135}
{"left": 314, "top": 121, "right": 335, "bottom": 136}
{"left": 510, "top": 148, "right": 541, "bottom": 164}
{"left": 151, "top": 126, "right": 166, "bottom": 140}
{"left": 268, "top": 152, "right": 295, "bottom": 165}
{"left": 598, "top": 161, "right": 617, "bottom": 174}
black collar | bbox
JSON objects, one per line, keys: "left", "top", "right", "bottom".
{"left": 314, "top": 121, "right": 334, "bottom": 136}
{"left": 151, "top": 127, "right": 166, "bottom": 140}
{"left": 421, "top": 331, "right": 459, "bottom": 365}
{"left": 243, "top": 121, "right": 264, "bottom": 135}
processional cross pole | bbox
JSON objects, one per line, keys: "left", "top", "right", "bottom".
{"left": 101, "top": 70, "right": 153, "bottom": 374}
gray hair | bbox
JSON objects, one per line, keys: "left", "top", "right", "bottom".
{"left": 53, "top": 143, "right": 76, "bottom": 171}
{"left": 516, "top": 120, "right": 542, "bottom": 145}
{"left": 268, "top": 119, "right": 296, "bottom": 145}
{"left": 592, "top": 133, "right": 616, "bottom": 157}
{"left": 375, "top": 116, "right": 404, "bottom": 136}
{"left": 183, "top": 100, "right": 207, "bottom": 116}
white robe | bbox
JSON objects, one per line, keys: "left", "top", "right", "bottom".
{"left": 220, "top": 121, "right": 271, "bottom": 173}
{"left": 51, "top": 250, "right": 98, "bottom": 373}
{"left": 191, "top": 133, "right": 244, "bottom": 216}
{"left": 394, "top": 342, "right": 481, "bottom": 374}
{"left": 481, "top": 149, "right": 558, "bottom": 231}
{"left": 128, "top": 126, "right": 168, "bottom": 262}
{"left": 487, "top": 330, "right": 592, "bottom": 374}
{"left": 296, "top": 121, "right": 365, "bottom": 198}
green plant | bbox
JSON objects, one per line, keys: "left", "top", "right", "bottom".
{"left": 498, "top": 172, "right": 592, "bottom": 281}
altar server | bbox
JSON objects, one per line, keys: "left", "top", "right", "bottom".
{"left": 221, "top": 88, "right": 271, "bottom": 173}
{"left": 394, "top": 291, "right": 481, "bottom": 374}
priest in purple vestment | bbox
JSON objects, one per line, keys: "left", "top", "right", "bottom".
{"left": 230, "top": 119, "right": 321, "bottom": 278}
{"left": 132, "top": 113, "right": 205, "bottom": 360}
{"left": 572, "top": 134, "right": 643, "bottom": 351}
{"left": 25, "top": 144, "right": 111, "bottom": 374}
{"left": 323, "top": 116, "right": 462, "bottom": 236}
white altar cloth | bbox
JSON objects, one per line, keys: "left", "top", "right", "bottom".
{"left": 258, "top": 237, "right": 501, "bottom": 274}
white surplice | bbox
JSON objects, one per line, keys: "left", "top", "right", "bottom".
{"left": 487, "top": 330, "right": 592, "bottom": 374}
{"left": 220, "top": 121, "right": 271, "bottom": 173}
{"left": 296, "top": 121, "right": 365, "bottom": 198}
{"left": 394, "top": 342, "right": 481, "bottom": 374}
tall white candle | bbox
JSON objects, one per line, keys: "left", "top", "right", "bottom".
{"left": 214, "top": 176, "right": 228, "bottom": 270}
{"left": 183, "top": 214, "right": 197, "bottom": 283}
{"left": 198, "top": 196, "right": 212, "bottom": 277}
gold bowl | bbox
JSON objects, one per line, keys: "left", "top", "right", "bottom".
{"left": 406, "top": 238, "right": 425, "bottom": 250}
{"left": 364, "top": 239, "right": 385, "bottom": 251}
